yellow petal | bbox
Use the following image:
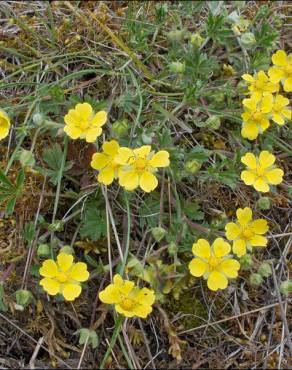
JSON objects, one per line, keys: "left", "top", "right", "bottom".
{"left": 265, "top": 169, "right": 284, "bottom": 185}
{"left": 75, "top": 103, "right": 92, "bottom": 119}
{"left": 91, "top": 111, "right": 107, "bottom": 127}
{"left": 192, "top": 239, "right": 211, "bottom": 259}
{"left": 40, "top": 278, "right": 60, "bottom": 295}
{"left": 272, "top": 113, "right": 284, "bottom": 125}
{"left": 139, "top": 171, "right": 158, "bottom": 192}
{"left": 207, "top": 271, "right": 228, "bottom": 291}
{"left": 242, "top": 98, "right": 257, "bottom": 111}
{"left": 241, "top": 170, "right": 256, "bottom": 185}
{"left": 242, "top": 74, "right": 254, "bottom": 82}
{"left": 254, "top": 178, "right": 270, "bottom": 193}
{"left": 251, "top": 219, "right": 269, "bottom": 234}
{"left": 225, "top": 222, "right": 241, "bottom": 240}
{"left": 236, "top": 207, "right": 252, "bottom": 226}
{"left": 0, "top": 110, "right": 10, "bottom": 124}
{"left": 85, "top": 127, "right": 102, "bottom": 142}
{"left": 282, "top": 109, "right": 291, "bottom": 119}
{"left": 116, "top": 147, "right": 134, "bottom": 165}
{"left": 189, "top": 258, "right": 208, "bottom": 277}
{"left": 275, "top": 95, "right": 289, "bottom": 107}
{"left": 257, "top": 70, "right": 268, "bottom": 82}
{"left": 268, "top": 67, "right": 284, "bottom": 83}
{"left": 232, "top": 239, "right": 247, "bottom": 257}
{"left": 219, "top": 259, "right": 240, "bottom": 278}
{"left": 149, "top": 151, "right": 170, "bottom": 168}
{"left": 39, "top": 260, "right": 58, "bottom": 278}
{"left": 99, "top": 284, "right": 121, "bottom": 304}
{"left": 64, "top": 110, "right": 81, "bottom": 126}
{"left": 64, "top": 124, "right": 82, "bottom": 139}
{"left": 98, "top": 168, "right": 115, "bottom": 185}
{"left": 91, "top": 153, "right": 110, "bottom": 170}
{"left": 113, "top": 274, "right": 123, "bottom": 285}
{"left": 57, "top": 253, "right": 73, "bottom": 272}
{"left": 69, "top": 262, "right": 89, "bottom": 282}
{"left": 133, "top": 145, "right": 151, "bottom": 158}
{"left": 241, "top": 153, "right": 257, "bottom": 169}
{"left": 136, "top": 288, "right": 155, "bottom": 306}
{"left": 102, "top": 140, "right": 119, "bottom": 156}
{"left": 241, "top": 122, "right": 259, "bottom": 140}
{"left": 62, "top": 283, "right": 82, "bottom": 301}
{"left": 259, "top": 118, "right": 270, "bottom": 131}
{"left": 119, "top": 170, "right": 139, "bottom": 190}
{"left": 272, "top": 50, "right": 287, "bottom": 66}
{"left": 132, "top": 304, "right": 153, "bottom": 319}
{"left": 259, "top": 151, "right": 275, "bottom": 168}
{"left": 250, "top": 235, "right": 267, "bottom": 247}
{"left": 260, "top": 94, "right": 273, "bottom": 113}
{"left": 283, "top": 77, "right": 292, "bottom": 92}
{"left": 213, "top": 238, "right": 231, "bottom": 258}
{"left": 0, "top": 125, "right": 9, "bottom": 140}
{"left": 120, "top": 281, "right": 135, "bottom": 296}
{"left": 115, "top": 304, "right": 135, "bottom": 317}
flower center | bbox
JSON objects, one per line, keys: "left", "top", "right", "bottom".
{"left": 134, "top": 158, "right": 148, "bottom": 171}
{"left": 58, "top": 272, "right": 68, "bottom": 283}
{"left": 209, "top": 256, "right": 220, "bottom": 270}
{"left": 242, "top": 228, "right": 253, "bottom": 239}
{"left": 79, "top": 119, "right": 90, "bottom": 130}
{"left": 256, "top": 167, "right": 266, "bottom": 176}
{"left": 121, "top": 298, "right": 135, "bottom": 310}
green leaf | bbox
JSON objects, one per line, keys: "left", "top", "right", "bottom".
{"left": 6, "top": 198, "right": 16, "bottom": 215}
{"left": 0, "top": 168, "right": 13, "bottom": 187}
{"left": 23, "top": 222, "right": 36, "bottom": 243}
{"left": 0, "top": 282, "right": 8, "bottom": 312}
{"left": 16, "top": 169, "right": 25, "bottom": 189}
{"left": 80, "top": 205, "right": 107, "bottom": 241}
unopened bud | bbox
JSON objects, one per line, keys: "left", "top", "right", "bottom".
{"left": 258, "top": 262, "right": 272, "bottom": 278}
{"left": 239, "top": 254, "right": 253, "bottom": 270}
{"left": 60, "top": 245, "right": 75, "bottom": 255}
{"left": 249, "top": 273, "right": 263, "bottom": 286}
{"left": 32, "top": 113, "right": 45, "bottom": 125}
{"left": 240, "top": 32, "right": 256, "bottom": 48}
{"left": 151, "top": 227, "right": 167, "bottom": 242}
{"left": 190, "top": 33, "right": 203, "bottom": 47}
{"left": 206, "top": 115, "right": 221, "bottom": 130}
{"left": 112, "top": 119, "right": 129, "bottom": 137}
{"left": 16, "top": 289, "right": 33, "bottom": 309}
{"left": 185, "top": 159, "right": 201, "bottom": 174}
{"left": 280, "top": 280, "right": 292, "bottom": 296}
{"left": 169, "top": 61, "right": 185, "bottom": 74}
{"left": 256, "top": 197, "right": 271, "bottom": 211}
{"left": 37, "top": 243, "right": 51, "bottom": 258}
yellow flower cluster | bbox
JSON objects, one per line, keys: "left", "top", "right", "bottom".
{"left": 241, "top": 50, "right": 291, "bottom": 140}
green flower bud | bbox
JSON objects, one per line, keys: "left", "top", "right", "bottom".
{"left": 151, "top": 227, "right": 167, "bottom": 242}
{"left": 19, "top": 149, "right": 35, "bottom": 168}
{"left": 185, "top": 159, "right": 201, "bottom": 174}
{"left": 240, "top": 32, "right": 256, "bottom": 48}
{"left": 169, "top": 61, "right": 185, "bottom": 74}
{"left": 249, "top": 273, "right": 263, "bottom": 286}
{"left": 168, "top": 242, "right": 177, "bottom": 256}
{"left": 258, "top": 262, "right": 272, "bottom": 278}
{"left": 256, "top": 197, "right": 271, "bottom": 210}
{"left": 32, "top": 113, "right": 45, "bottom": 125}
{"left": 166, "top": 29, "right": 185, "bottom": 43}
{"left": 112, "top": 119, "right": 129, "bottom": 137}
{"left": 239, "top": 254, "right": 253, "bottom": 270}
{"left": 212, "top": 91, "right": 226, "bottom": 103}
{"left": 60, "top": 245, "right": 75, "bottom": 255}
{"left": 48, "top": 220, "right": 64, "bottom": 232}
{"left": 15, "top": 289, "right": 33, "bottom": 309}
{"left": 190, "top": 33, "right": 204, "bottom": 47}
{"left": 37, "top": 243, "right": 51, "bottom": 258}
{"left": 206, "top": 115, "right": 221, "bottom": 130}
{"left": 141, "top": 132, "right": 154, "bottom": 144}
{"left": 280, "top": 280, "right": 292, "bottom": 296}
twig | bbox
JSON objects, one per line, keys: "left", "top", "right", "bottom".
{"left": 29, "top": 336, "right": 44, "bottom": 369}
{"left": 77, "top": 333, "right": 89, "bottom": 369}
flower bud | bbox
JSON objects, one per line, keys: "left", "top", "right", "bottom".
{"left": 168, "top": 242, "right": 177, "bottom": 256}
{"left": 190, "top": 33, "right": 203, "bottom": 47}
{"left": 32, "top": 113, "right": 45, "bottom": 125}
{"left": 48, "top": 220, "right": 64, "bottom": 232}
{"left": 151, "top": 227, "right": 167, "bottom": 242}
{"left": 280, "top": 280, "right": 292, "bottom": 296}
{"left": 240, "top": 32, "right": 256, "bottom": 48}
{"left": 169, "top": 61, "right": 185, "bottom": 74}
{"left": 223, "top": 64, "right": 236, "bottom": 76}
{"left": 60, "top": 245, "right": 75, "bottom": 255}
{"left": 19, "top": 149, "right": 35, "bottom": 168}
{"left": 185, "top": 159, "right": 201, "bottom": 174}
{"left": 258, "top": 262, "right": 272, "bottom": 278}
{"left": 112, "top": 119, "right": 129, "bottom": 137}
{"left": 256, "top": 197, "right": 271, "bottom": 210}
{"left": 239, "top": 254, "right": 253, "bottom": 270}
{"left": 166, "top": 29, "right": 185, "bottom": 43}
{"left": 15, "top": 289, "right": 33, "bottom": 309}
{"left": 249, "top": 273, "right": 263, "bottom": 286}
{"left": 37, "top": 243, "right": 51, "bottom": 258}
{"left": 206, "top": 115, "right": 221, "bottom": 130}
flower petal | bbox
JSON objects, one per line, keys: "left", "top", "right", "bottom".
{"left": 98, "top": 168, "right": 115, "bottom": 185}
{"left": 76, "top": 103, "right": 92, "bottom": 119}
{"left": 57, "top": 253, "right": 74, "bottom": 272}
{"left": 241, "top": 122, "right": 259, "bottom": 140}
{"left": 219, "top": 259, "right": 240, "bottom": 278}
{"left": 136, "top": 288, "right": 155, "bottom": 306}
{"left": 91, "top": 111, "right": 107, "bottom": 127}
{"left": 133, "top": 145, "right": 151, "bottom": 158}
{"left": 139, "top": 171, "right": 158, "bottom": 192}
{"left": 213, "top": 238, "right": 231, "bottom": 258}
{"left": 207, "top": 271, "right": 228, "bottom": 291}
{"left": 259, "top": 151, "right": 275, "bottom": 168}
{"left": 192, "top": 239, "right": 211, "bottom": 259}
{"left": 272, "top": 50, "right": 287, "bottom": 66}
{"left": 40, "top": 278, "right": 60, "bottom": 295}
{"left": 268, "top": 67, "right": 284, "bottom": 83}
{"left": 241, "top": 170, "right": 256, "bottom": 185}
{"left": 283, "top": 77, "right": 292, "bottom": 92}
{"left": 39, "top": 260, "right": 58, "bottom": 278}
{"left": 132, "top": 304, "right": 153, "bottom": 319}
{"left": 102, "top": 140, "right": 119, "bottom": 156}
{"left": 115, "top": 304, "right": 135, "bottom": 317}
{"left": 149, "top": 151, "right": 170, "bottom": 167}
{"left": 69, "top": 262, "right": 89, "bottom": 282}
{"left": 64, "top": 124, "right": 82, "bottom": 139}
{"left": 189, "top": 258, "right": 208, "bottom": 277}
{"left": 119, "top": 170, "right": 139, "bottom": 190}
{"left": 265, "top": 169, "right": 284, "bottom": 185}
{"left": 272, "top": 113, "right": 284, "bottom": 125}
{"left": 233, "top": 239, "right": 247, "bottom": 257}
{"left": 225, "top": 222, "right": 241, "bottom": 240}
{"left": 260, "top": 94, "right": 273, "bottom": 113}
{"left": 116, "top": 147, "right": 134, "bottom": 165}
{"left": 91, "top": 153, "right": 110, "bottom": 170}
{"left": 249, "top": 235, "right": 267, "bottom": 247}
{"left": 99, "top": 285, "right": 121, "bottom": 304}
{"left": 236, "top": 207, "right": 252, "bottom": 226}
{"left": 62, "top": 283, "right": 82, "bottom": 301}
{"left": 242, "top": 74, "right": 254, "bottom": 82}
{"left": 241, "top": 153, "right": 257, "bottom": 169}
{"left": 251, "top": 219, "right": 269, "bottom": 234}
{"left": 85, "top": 127, "right": 102, "bottom": 142}
{"left": 254, "top": 178, "right": 270, "bottom": 193}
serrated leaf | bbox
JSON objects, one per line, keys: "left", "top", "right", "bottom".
{"left": 0, "top": 169, "right": 13, "bottom": 187}
{"left": 6, "top": 198, "right": 16, "bottom": 215}
{"left": 80, "top": 206, "right": 107, "bottom": 241}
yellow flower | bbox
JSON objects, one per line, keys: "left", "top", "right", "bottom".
{"left": 64, "top": 103, "right": 107, "bottom": 142}
{"left": 0, "top": 109, "right": 11, "bottom": 140}
{"left": 225, "top": 207, "right": 269, "bottom": 257}
{"left": 268, "top": 50, "right": 292, "bottom": 92}
{"left": 91, "top": 140, "right": 120, "bottom": 185}
{"left": 188, "top": 238, "right": 240, "bottom": 291}
{"left": 270, "top": 94, "right": 291, "bottom": 125}
{"left": 242, "top": 71, "right": 279, "bottom": 99}
{"left": 241, "top": 151, "right": 284, "bottom": 193}
{"left": 39, "top": 252, "right": 89, "bottom": 301}
{"left": 115, "top": 146, "right": 170, "bottom": 192}
{"left": 99, "top": 274, "right": 155, "bottom": 318}
{"left": 241, "top": 94, "right": 272, "bottom": 140}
